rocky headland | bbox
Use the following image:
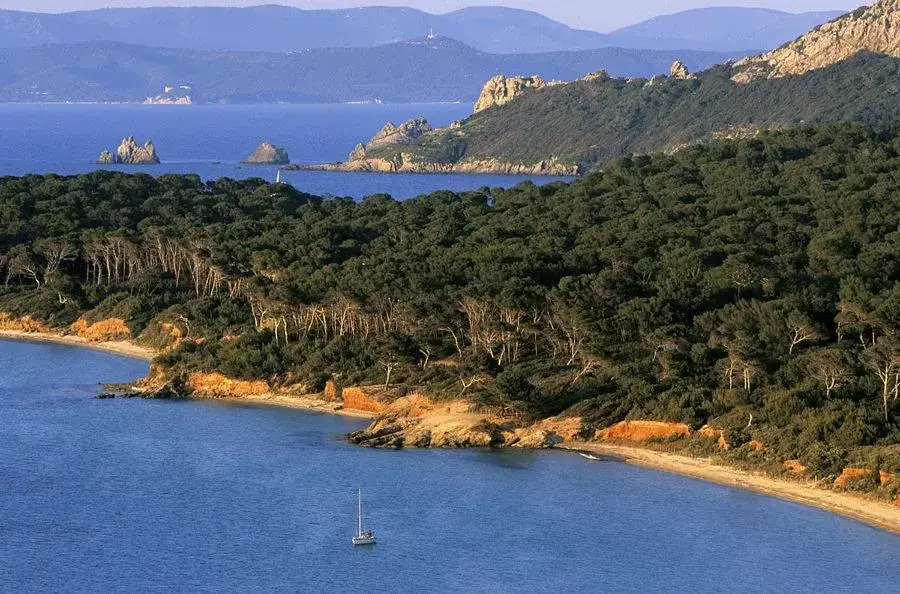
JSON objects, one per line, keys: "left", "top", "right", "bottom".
{"left": 732, "top": 0, "right": 900, "bottom": 82}
{"left": 294, "top": 1, "right": 900, "bottom": 176}
{"left": 473, "top": 74, "right": 561, "bottom": 113}
{"left": 243, "top": 142, "right": 290, "bottom": 165}
{"left": 283, "top": 59, "right": 708, "bottom": 177}
{"left": 98, "top": 137, "right": 160, "bottom": 165}
{"left": 288, "top": 105, "right": 579, "bottom": 176}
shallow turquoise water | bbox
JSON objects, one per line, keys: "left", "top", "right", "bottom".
{"left": 0, "top": 104, "right": 571, "bottom": 199}
{"left": 0, "top": 338, "right": 898, "bottom": 592}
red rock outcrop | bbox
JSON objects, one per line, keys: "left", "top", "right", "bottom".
{"left": 597, "top": 420, "right": 691, "bottom": 442}
{"left": 70, "top": 318, "right": 131, "bottom": 342}
{"left": 783, "top": 460, "right": 807, "bottom": 474}
{"left": 0, "top": 313, "right": 52, "bottom": 333}
{"left": 187, "top": 372, "right": 269, "bottom": 399}
{"left": 341, "top": 386, "right": 388, "bottom": 413}
{"left": 834, "top": 467, "right": 874, "bottom": 487}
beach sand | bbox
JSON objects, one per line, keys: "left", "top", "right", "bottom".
{"left": 0, "top": 331, "right": 896, "bottom": 534}
{"left": 208, "top": 392, "right": 375, "bottom": 419}
{"left": 0, "top": 329, "right": 155, "bottom": 361}
{"left": 564, "top": 442, "right": 900, "bottom": 535}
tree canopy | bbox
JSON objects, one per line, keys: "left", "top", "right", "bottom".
{"left": 1, "top": 121, "right": 899, "bottom": 488}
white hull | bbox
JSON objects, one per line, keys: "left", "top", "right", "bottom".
{"left": 352, "top": 536, "right": 377, "bottom": 546}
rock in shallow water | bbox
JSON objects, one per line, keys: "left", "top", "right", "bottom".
{"left": 97, "top": 136, "right": 160, "bottom": 164}
{"left": 243, "top": 142, "right": 290, "bottom": 165}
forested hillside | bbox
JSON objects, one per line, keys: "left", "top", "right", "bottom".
{"left": 361, "top": 52, "right": 900, "bottom": 171}
{"left": 1, "top": 122, "right": 899, "bottom": 489}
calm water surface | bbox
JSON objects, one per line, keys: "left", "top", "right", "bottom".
{"left": 0, "top": 339, "right": 898, "bottom": 592}
{"left": 0, "top": 104, "right": 572, "bottom": 199}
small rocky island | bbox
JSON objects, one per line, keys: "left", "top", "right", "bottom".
{"left": 98, "top": 137, "right": 160, "bottom": 165}
{"left": 243, "top": 142, "right": 290, "bottom": 165}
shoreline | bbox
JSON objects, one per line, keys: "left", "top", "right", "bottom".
{"left": 200, "top": 393, "right": 375, "bottom": 419}
{"left": 285, "top": 162, "right": 579, "bottom": 177}
{"left": 1, "top": 331, "right": 897, "bottom": 535}
{"left": 0, "top": 330, "right": 154, "bottom": 361}
{"left": 564, "top": 442, "right": 900, "bottom": 536}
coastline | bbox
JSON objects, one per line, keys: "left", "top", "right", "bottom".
{"left": 564, "top": 442, "right": 900, "bottom": 536}
{"left": 202, "top": 393, "right": 375, "bottom": 419}
{"left": 0, "top": 330, "right": 154, "bottom": 361}
{"left": 0, "top": 330, "right": 896, "bottom": 534}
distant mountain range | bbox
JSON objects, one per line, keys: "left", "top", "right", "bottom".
{"left": 605, "top": 7, "right": 845, "bottom": 51}
{"left": 0, "top": 37, "right": 745, "bottom": 104}
{"left": 0, "top": 5, "right": 845, "bottom": 54}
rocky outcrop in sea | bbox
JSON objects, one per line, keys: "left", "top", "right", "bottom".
{"left": 243, "top": 142, "right": 290, "bottom": 165}
{"left": 98, "top": 137, "right": 160, "bottom": 165}
{"left": 347, "top": 117, "right": 433, "bottom": 162}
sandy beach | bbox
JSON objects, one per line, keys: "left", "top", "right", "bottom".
{"left": 565, "top": 442, "right": 900, "bottom": 535}
{"left": 208, "top": 392, "right": 375, "bottom": 419}
{"left": 0, "top": 331, "right": 896, "bottom": 534}
{"left": 0, "top": 329, "right": 155, "bottom": 361}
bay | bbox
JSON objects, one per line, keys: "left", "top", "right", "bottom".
{"left": 0, "top": 339, "right": 898, "bottom": 592}
{"left": 0, "top": 104, "right": 572, "bottom": 199}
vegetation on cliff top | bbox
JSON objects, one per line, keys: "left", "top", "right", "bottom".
{"left": 360, "top": 53, "right": 900, "bottom": 170}
{"left": 1, "top": 121, "right": 899, "bottom": 491}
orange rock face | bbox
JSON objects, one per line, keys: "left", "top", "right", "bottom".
{"left": 879, "top": 471, "right": 895, "bottom": 485}
{"left": 0, "top": 313, "right": 52, "bottom": 333}
{"left": 324, "top": 380, "right": 339, "bottom": 401}
{"left": 187, "top": 372, "right": 269, "bottom": 399}
{"left": 698, "top": 425, "right": 731, "bottom": 449}
{"left": 341, "top": 387, "right": 387, "bottom": 413}
{"left": 834, "top": 467, "right": 874, "bottom": 488}
{"left": 160, "top": 322, "right": 184, "bottom": 349}
{"left": 597, "top": 420, "right": 691, "bottom": 442}
{"left": 783, "top": 460, "right": 807, "bottom": 474}
{"left": 698, "top": 425, "right": 721, "bottom": 438}
{"left": 749, "top": 440, "right": 766, "bottom": 452}
{"left": 70, "top": 318, "right": 131, "bottom": 342}
{"left": 512, "top": 416, "right": 585, "bottom": 448}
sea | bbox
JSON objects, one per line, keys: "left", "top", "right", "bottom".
{"left": 0, "top": 103, "right": 573, "bottom": 199}
{"left": 0, "top": 339, "right": 898, "bottom": 592}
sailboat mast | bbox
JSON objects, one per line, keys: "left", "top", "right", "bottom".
{"left": 358, "top": 489, "right": 363, "bottom": 536}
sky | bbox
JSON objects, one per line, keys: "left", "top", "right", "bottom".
{"left": 0, "top": 0, "right": 869, "bottom": 31}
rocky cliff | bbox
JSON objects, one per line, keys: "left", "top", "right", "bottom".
{"left": 733, "top": 0, "right": 900, "bottom": 82}
{"left": 347, "top": 394, "right": 587, "bottom": 449}
{"left": 669, "top": 60, "right": 693, "bottom": 80}
{"left": 349, "top": 117, "right": 433, "bottom": 161}
{"left": 243, "top": 142, "right": 290, "bottom": 165}
{"left": 98, "top": 137, "right": 160, "bottom": 165}
{"left": 473, "top": 74, "right": 553, "bottom": 113}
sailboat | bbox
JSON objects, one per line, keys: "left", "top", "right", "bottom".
{"left": 352, "top": 489, "right": 377, "bottom": 546}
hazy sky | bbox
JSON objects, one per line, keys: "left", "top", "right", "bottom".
{"left": 0, "top": 1, "right": 868, "bottom": 31}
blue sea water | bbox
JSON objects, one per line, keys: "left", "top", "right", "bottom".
{"left": 0, "top": 104, "right": 572, "bottom": 199}
{"left": 0, "top": 339, "right": 898, "bottom": 592}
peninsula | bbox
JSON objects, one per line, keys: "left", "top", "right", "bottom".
{"left": 310, "top": 1, "right": 900, "bottom": 175}
{"left": 1, "top": 117, "right": 899, "bottom": 532}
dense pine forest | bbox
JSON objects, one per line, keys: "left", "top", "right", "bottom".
{"left": 1, "top": 122, "right": 899, "bottom": 487}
